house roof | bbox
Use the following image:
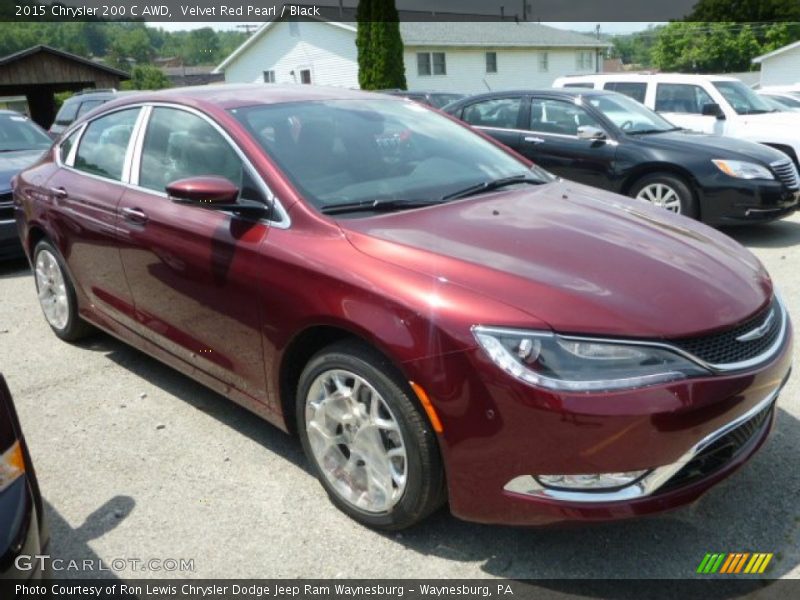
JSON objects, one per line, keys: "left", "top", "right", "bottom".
{"left": 752, "top": 40, "right": 800, "bottom": 64}
{"left": 215, "top": 20, "right": 610, "bottom": 73}
{"left": 0, "top": 45, "right": 129, "bottom": 78}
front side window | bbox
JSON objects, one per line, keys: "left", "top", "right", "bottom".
{"left": 486, "top": 52, "right": 497, "bottom": 73}
{"left": 655, "top": 83, "right": 714, "bottom": 114}
{"left": 74, "top": 108, "right": 140, "bottom": 181}
{"left": 462, "top": 97, "right": 522, "bottom": 129}
{"left": 713, "top": 81, "right": 775, "bottom": 115}
{"left": 583, "top": 94, "right": 676, "bottom": 133}
{"left": 231, "top": 99, "right": 544, "bottom": 213}
{"left": 138, "top": 107, "right": 243, "bottom": 193}
{"left": 603, "top": 82, "right": 647, "bottom": 104}
{"left": 530, "top": 98, "right": 603, "bottom": 136}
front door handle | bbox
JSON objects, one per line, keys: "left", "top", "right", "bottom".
{"left": 524, "top": 136, "right": 545, "bottom": 144}
{"left": 121, "top": 207, "right": 148, "bottom": 224}
{"left": 49, "top": 187, "right": 68, "bottom": 199}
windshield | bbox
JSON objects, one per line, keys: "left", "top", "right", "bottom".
{"left": 713, "top": 81, "right": 775, "bottom": 115}
{"left": 231, "top": 99, "right": 551, "bottom": 213}
{"left": 0, "top": 113, "right": 51, "bottom": 152}
{"left": 765, "top": 94, "right": 800, "bottom": 109}
{"left": 583, "top": 93, "right": 677, "bottom": 133}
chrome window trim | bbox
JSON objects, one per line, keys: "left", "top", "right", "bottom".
{"left": 53, "top": 101, "right": 291, "bottom": 229}
{"left": 504, "top": 382, "right": 781, "bottom": 503}
{"left": 54, "top": 122, "right": 87, "bottom": 168}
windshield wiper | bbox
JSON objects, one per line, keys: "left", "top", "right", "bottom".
{"left": 441, "top": 175, "right": 544, "bottom": 202}
{"left": 628, "top": 127, "right": 682, "bottom": 135}
{"left": 321, "top": 198, "right": 442, "bottom": 215}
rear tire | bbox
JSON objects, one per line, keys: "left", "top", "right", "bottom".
{"left": 33, "top": 240, "right": 94, "bottom": 342}
{"left": 630, "top": 173, "right": 698, "bottom": 219}
{"left": 296, "top": 340, "right": 445, "bottom": 530}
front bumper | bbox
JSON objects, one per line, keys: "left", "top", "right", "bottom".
{"left": 698, "top": 178, "right": 798, "bottom": 225}
{"left": 0, "top": 219, "right": 23, "bottom": 259}
{"left": 0, "top": 477, "right": 46, "bottom": 581}
{"left": 404, "top": 319, "right": 793, "bottom": 525}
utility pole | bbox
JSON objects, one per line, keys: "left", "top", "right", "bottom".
{"left": 596, "top": 24, "right": 602, "bottom": 73}
{"left": 522, "top": 1, "right": 527, "bottom": 21}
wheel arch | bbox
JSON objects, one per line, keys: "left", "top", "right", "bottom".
{"left": 620, "top": 163, "right": 701, "bottom": 218}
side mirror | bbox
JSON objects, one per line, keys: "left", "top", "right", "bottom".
{"left": 166, "top": 176, "right": 239, "bottom": 205}
{"left": 701, "top": 102, "right": 726, "bottom": 119}
{"left": 166, "top": 176, "right": 268, "bottom": 219}
{"left": 577, "top": 125, "right": 607, "bottom": 141}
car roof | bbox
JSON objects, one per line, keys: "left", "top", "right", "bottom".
{"left": 557, "top": 73, "right": 741, "bottom": 83}
{"left": 449, "top": 88, "right": 615, "bottom": 104}
{"left": 103, "top": 84, "right": 403, "bottom": 112}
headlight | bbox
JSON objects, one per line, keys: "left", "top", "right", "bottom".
{"left": 0, "top": 440, "right": 25, "bottom": 493}
{"left": 712, "top": 159, "right": 774, "bottom": 180}
{"left": 472, "top": 327, "right": 710, "bottom": 392}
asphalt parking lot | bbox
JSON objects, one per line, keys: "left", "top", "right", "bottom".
{"left": 1, "top": 214, "right": 799, "bottom": 582}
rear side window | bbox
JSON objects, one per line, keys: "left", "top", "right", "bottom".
{"left": 461, "top": 98, "right": 522, "bottom": 129}
{"left": 563, "top": 82, "right": 595, "bottom": 89}
{"left": 603, "top": 82, "right": 647, "bottom": 103}
{"left": 74, "top": 108, "right": 140, "bottom": 181}
{"left": 138, "top": 107, "right": 243, "bottom": 193}
{"left": 54, "top": 100, "right": 79, "bottom": 126}
{"left": 655, "top": 83, "right": 714, "bottom": 114}
{"left": 77, "top": 99, "right": 106, "bottom": 117}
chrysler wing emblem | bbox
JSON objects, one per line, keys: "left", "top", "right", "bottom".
{"left": 736, "top": 310, "right": 776, "bottom": 342}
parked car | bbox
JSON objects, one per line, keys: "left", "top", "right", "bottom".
{"left": 758, "top": 91, "right": 800, "bottom": 112}
{"left": 14, "top": 85, "right": 793, "bottom": 529}
{"left": 378, "top": 89, "right": 466, "bottom": 109}
{"left": 0, "top": 111, "right": 52, "bottom": 259}
{"left": 444, "top": 89, "right": 799, "bottom": 224}
{"left": 0, "top": 374, "right": 47, "bottom": 581}
{"left": 553, "top": 74, "right": 800, "bottom": 166}
{"left": 49, "top": 89, "right": 125, "bottom": 137}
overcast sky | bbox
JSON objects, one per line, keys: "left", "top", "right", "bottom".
{"left": 150, "top": 21, "right": 660, "bottom": 34}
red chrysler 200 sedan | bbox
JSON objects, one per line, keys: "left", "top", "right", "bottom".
{"left": 13, "top": 85, "right": 793, "bottom": 529}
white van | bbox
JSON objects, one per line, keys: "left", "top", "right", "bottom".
{"left": 553, "top": 74, "right": 800, "bottom": 165}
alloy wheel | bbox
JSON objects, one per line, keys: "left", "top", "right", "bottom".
{"left": 304, "top": 369, "right": 408, "bottom": 513}
{"left": 35, "top": 249, "right": 69, "bottom": 330}
{"left": 635, "top": 183, "right": 683, "bottom": 213}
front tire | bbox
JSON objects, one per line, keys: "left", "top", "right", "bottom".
{"left": 630, "top": 173, "right": 698, "bottom": 219}
{"left": 296, "top": 340, "right": 445, "bottom": 530}
{"left": 33, "top": 240, "right": 93, "bottom": 342}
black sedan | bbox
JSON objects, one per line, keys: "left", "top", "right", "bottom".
{"left": 444, "top": 90, "right": 800, "bottom": 224}
{"left": 0, "top": 374, "right": 47, "bottom": 582}
{"left": 1, "top": 111, "right": 52, "bottom": 258}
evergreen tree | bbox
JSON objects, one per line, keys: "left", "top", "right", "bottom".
{"left": 356, "top": 0, "right": 406, "bottom": 90}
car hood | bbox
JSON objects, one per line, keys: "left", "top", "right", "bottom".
{"left": 342, "top": 180, "right": 771, "bottom": 339}
{"left": 0, "top": 149, "right": 47, "bottom": 191}
{"left": 633, "top": 130, "right": 787, "bottom": 163}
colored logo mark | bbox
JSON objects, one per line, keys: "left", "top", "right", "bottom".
{"left": 697, "top": 553, "right": 773, "bottom": 574}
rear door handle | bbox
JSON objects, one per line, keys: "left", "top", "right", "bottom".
{"left": 524, "top": 136, "right": 545, "bottom": 144}
{"left": 121, "top": 207, "right": 148, "bottom": 224}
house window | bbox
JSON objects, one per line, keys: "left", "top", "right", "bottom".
{"left": 576, "top": 51, "right": 594, "bottom": 71}
{"left": 418, "top": 52, "right": 446, "bottom": 76}
{"left": 486, "top": 52, "right": 497, "bottom": 73}
{"left": 263, "top": 70, "right": 276, "bottom": 83}
{"left": 300, "top": 69, "right": 312, "bottom": 84}
{"left": 538, "top": 52, "right": 549, "bottom": 72}
{"left": 432, "top": 52, "right": 446, "bottom": 75}
{"left": 417, "top": 53, "right": 431, "bottom": 76}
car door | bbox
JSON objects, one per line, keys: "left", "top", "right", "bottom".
{"left": 116, "top": 105, "right": 270, "bottom": 403}
{"left": 43, "top": 107, "right": 142, "bottom": 327}
{"left": 519, "top": 96, "right": 617, "bottom": 190}
{"left": 457, "top": 96, "right": 525, "bottom": 151}
{"left": 653, "top": 83, "right": 724, "bottom": 134}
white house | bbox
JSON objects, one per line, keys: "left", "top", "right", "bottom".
{"left": 752, "top": 41, "right": 800, "bottom": 87}
{"left": 213, "top": 20, "right": 611, "bottom": 93}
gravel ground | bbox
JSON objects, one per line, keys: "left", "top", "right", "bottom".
{"left": 1, "top": 214, "right": 798, "bottom": 581}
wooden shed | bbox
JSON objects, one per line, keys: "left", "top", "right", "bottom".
{"left": 0, "top": 45, "right": 129, "bottom": 128}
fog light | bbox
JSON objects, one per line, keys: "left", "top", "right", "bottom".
{"left": 0, "top": 440, "right": 25, "bottom": 493}
{"left": 536, "top": 470, "right": 647, "bottom": 491}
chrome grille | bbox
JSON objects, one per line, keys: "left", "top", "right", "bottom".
{"left": 672, "top": 298, "right": 783, "bottom": 366}
{"left": 771, "top": 160, "right": 800, "bottom": 191}
{"left": 0, "top": 192, "right": 13, "bottom": 222}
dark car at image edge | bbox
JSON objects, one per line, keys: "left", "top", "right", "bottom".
{"left": 12, "top": 84, "right": 794, "bottom": 529}
{"left": 444, "top": 89, "right": 800, "bottom": 225}
{"left": 0, "top": 375, "right": 47, "bottom": 583}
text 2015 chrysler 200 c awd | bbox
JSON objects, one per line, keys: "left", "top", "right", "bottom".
{"left": 13, "top": 85, "right": 793, "bottom": 529}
